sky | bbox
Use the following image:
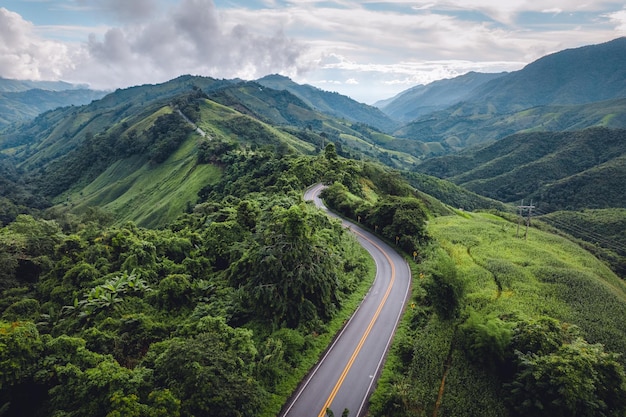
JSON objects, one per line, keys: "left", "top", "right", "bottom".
{"left": 1, "top": 1, "right": 625, "bottom": 104}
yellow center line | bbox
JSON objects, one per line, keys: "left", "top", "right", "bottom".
{"left": 317, "top": 230, "right": 396, "bottom": 417}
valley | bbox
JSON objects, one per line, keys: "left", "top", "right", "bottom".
{"left": 0, "top": 37, "right": 625, "bottom": 417}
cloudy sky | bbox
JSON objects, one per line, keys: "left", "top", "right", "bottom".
{"left": 1, "top": 0, "right": 625, "bottom": 103}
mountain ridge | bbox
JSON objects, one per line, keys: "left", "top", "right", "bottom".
{"left": 375, "top": 71, "right": 506, "bottom": 122}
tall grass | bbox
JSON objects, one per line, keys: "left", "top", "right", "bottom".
{"left": 370, "top": 210, "right": 626, "bottom": 416}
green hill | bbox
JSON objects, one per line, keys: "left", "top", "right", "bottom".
{"left": 1, "top": 73, "right": 626, "bottom": 417}
{"left": 0, "top": 89, "right": 107, "bottom": 128}
{"left": 467, "top": 37, "right": 626, "bottom": 112}
{"left": 389, "top": 38, "right": 626, "bottom": 153}
{"left": 395, "top": 97, "right": 626, "bottom": 151}
{"left": 415, "top": 127, "right": 626, "bottom": 211}
{"left": 0, "top": 75, "right": 426, "bottom": 227}
{"left": 376, "top": 71, "right": 505, "bottom": 122}
{"left": 256, "top": 74, "right": 400, "bottom": 132}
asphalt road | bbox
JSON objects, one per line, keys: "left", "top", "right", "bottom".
{"left": 280, "top": 183, "right": 412, "bottom": 417}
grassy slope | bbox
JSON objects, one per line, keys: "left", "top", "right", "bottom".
{"left": 63, "top": 135, "right": 220, "bottom": 228}
{"left": 373, "top": 211, "right": 626, "bottom": 416}
{"left": 432, "top": 212, "right": 626, "bottom": 345}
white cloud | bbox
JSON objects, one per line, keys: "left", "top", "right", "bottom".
{"left": 0, "top": 7, "right": 75, "bottom": 80}
{"left": 604, "top": 8, "right": 626, "bottom": 33}
{"left": 66, "top": 0, "right": 307, "bottom": 89}
{"left": 1, "top": 0, "right": 624, "bottom": 101}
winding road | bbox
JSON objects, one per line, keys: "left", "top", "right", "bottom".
{"left": 280, "top": 183, "right": 412, "bottom": 417}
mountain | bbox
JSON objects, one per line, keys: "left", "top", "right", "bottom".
{"left": 0, "top": 78, "right": 108, "bottom": 128}
{"left": 394, "top": 97, "right": 626, "bottom": 152}
{"left": 0, "top": 77, "right": 89, "bottom": 92}
{"left": 2, "top": 71, "right": 626, "bottom": 417}
{"left": 375, "top": 71, "right": 506, "bottom": 122}
{"left": 390, "top": 37, "right": 626, "bottom": 152}
{"left": 0, "top": 89, "right": 107, "bottom": 128}
{"left": 465, "top": 37, "right": 626, "bottom": 113}
{"left": 414, "top": 127, "right": 626, "bottom": 212}
{"left": 0, "top": 75, "right": 425, "bottom": 226}
{"left": 256, "top": 74, "right": 399, "bottom": 132}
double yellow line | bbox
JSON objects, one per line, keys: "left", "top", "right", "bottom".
{"left": 317, "top": 231, "right": 396, "bottom": 417}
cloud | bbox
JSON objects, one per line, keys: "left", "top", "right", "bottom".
{"left": 77, "top": 0, "right": 161, "bottom": 22}
{"left": 604, "top": 8, "right": 626, "bottom": 33}
{"left": 0, "top": 7, "right": 74, "bottom": 80}
{"left": 69, "top": 0, "right": 306, "bottom": 88}
{"left": 1, "top": 0, "right": 624, "bottom": 102}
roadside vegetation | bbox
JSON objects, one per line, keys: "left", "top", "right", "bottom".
{"left": 368, "top": 210, "right": 626, "bottom": 417}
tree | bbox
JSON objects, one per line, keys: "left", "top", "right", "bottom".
{"left": 0, "top": 321, "right": 43, "bottom": 390}
{"left": 507, "top": 338, "right": 626, "bottom": 417}
{"left": 228, "top": 202, "right": 343, "bottom": 327}
{"left": 151, "top": 316, "right": 264, "bottom": 417}
{"left": 459, "top": 311, "right": 514, "bottom": 371}
{"left": 422, "top": 248, "right": 464, "bottom": 320}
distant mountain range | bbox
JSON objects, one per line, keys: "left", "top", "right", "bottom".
{"left": 0, "top": 78, "right": 107, "bottom": 128}
{"left": 380, "top": 37, "right": 626, "bottom": 119}
{"left": 377, "top": 37, "right": 626, "bottom": 151}
{"left": 256, "top": 74, "right": 399, "bottom": 132}
{"left": 374, "top": 71, "right": 505, "bottom": 122}
{"left": 0, "top": 77, "right": 90, "bottom": 93}
{"left": 2, "top": 37, "right": 625, "bottom": 217}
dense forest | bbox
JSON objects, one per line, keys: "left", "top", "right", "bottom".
{"left": 0, "top": 134, "right": 440, "bottom": 416}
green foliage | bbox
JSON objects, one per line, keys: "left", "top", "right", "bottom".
{"left": 321, "top": 167, "right": 431, "bottom": 255}
{"left": 228, "top": 201, "right": 344, "bottom": 328}
{"left": 373, "top": 210, "right": 626, "bottom": 417}
{"left": 539, "top": 208, "right": 626, "bottom": 276}
{"left": 459, "top": 311, "right": 513, "bottom": 369}
{"left": 147, "top": 113, "right": 192, "bottom": 163}
{"left": 416, "top": 127, "right": 626, "bottom": 213}
{"left": 151, "top": 316, "right": 264, "bottom": 417}
{"left": 0, "top": 321, "right": 43, "bottom": 390}
{"left": 422, "top": 248, "right": 465, "bottom": 320}
{"left": 507, "top": 338, "right": 626, "bottom": 417}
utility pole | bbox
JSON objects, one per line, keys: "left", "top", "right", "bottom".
{"left": 516, "top": 200, "right": 535, "bottom": 240}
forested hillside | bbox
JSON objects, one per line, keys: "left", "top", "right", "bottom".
{"left": 0, "top": 132, "right": 442, "bottom": 416}
{"left": 0, "top": 78, "right": 106, "bottom": 128}
{"left": 385, "top": 38, "right": 626, "bottom": 152}
{"left": 256, "top": 74, "right": 399, "bottom": 132}
{"left": 376, "top": 71, "right": 505, "bottom": 122}
{"left": 368, "top": 210, "right": 626, "bottom": 417}
{"left": 415, "top": 127, "right": 626, "bottom": 211}
{"left": 394, "top": 98, "right": 626, "bottom": 151}
{"left": 0, "top": 75, "right": 428, "bottom": 230}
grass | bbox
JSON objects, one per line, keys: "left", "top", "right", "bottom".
{"left": 430, "top": 212, "right": 626, "bottom": 346}
{"left": 369, "top": 210, "right": 626, "bottom": 417}
{"left": 65, "top": 135, "right": 221, "bottom": 228}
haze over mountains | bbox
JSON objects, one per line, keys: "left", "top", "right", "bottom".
{"left": 0, "top": 78, "right": 107, "bottom": 128}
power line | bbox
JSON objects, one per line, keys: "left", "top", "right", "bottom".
{"left": 532, "top": 207, "right": 626, "bottom": 255}
{"left": 516, "top": 199, "right": 535, "bottom": 240}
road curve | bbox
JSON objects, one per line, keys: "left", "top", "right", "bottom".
{"left": 280, "top": 183, "right": 412, "bottom": 417}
